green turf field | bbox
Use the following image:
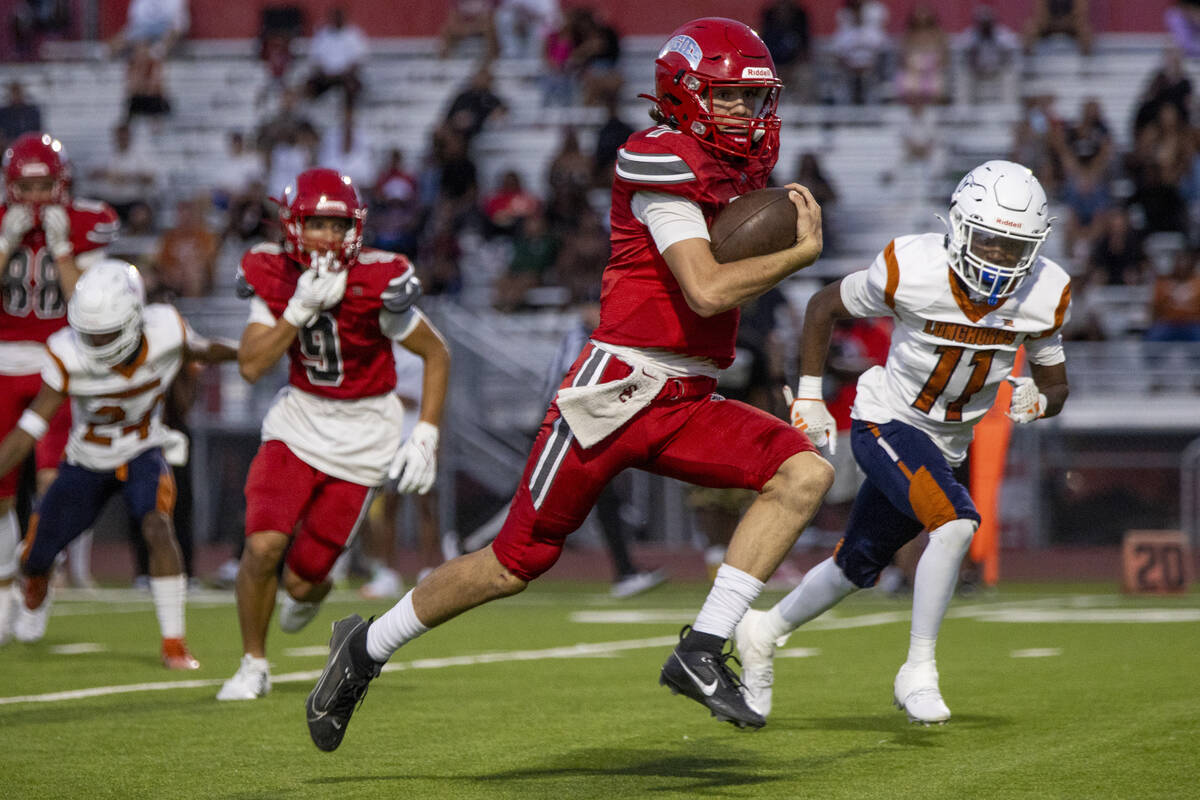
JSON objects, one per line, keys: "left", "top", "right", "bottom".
{"left": 2, "top": 579, "right": 1198, "bottom": 799}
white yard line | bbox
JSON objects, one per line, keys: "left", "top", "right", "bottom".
{"left": 0, "top": 635, "right": 679, "bottom": 707}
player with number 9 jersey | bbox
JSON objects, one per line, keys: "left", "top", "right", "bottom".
{"left": 219, "top": 167, "right": 448, "bottom": 703}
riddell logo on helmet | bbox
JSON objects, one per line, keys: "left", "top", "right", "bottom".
{"left": 742, "top": 67, "right": 774, "bottom": 79}
{"left": 995, "top": 218, "right": 1023, "bottom": 229}
{"left": 316, "top": 199, "right": 348, "bottom": 214}
{"left": 19, "top": 164, "right": 50, "bottom": 177}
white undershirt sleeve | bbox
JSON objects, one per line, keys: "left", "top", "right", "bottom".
{"left": 247, "top": 296, "right": 276, "bottom": 327}
{"left": 631, "top": 191, "right": 709, "bottom": 254}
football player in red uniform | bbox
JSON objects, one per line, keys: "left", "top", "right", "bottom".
{"left": 0, "top": 132, "right": 119, "bottom": 644}
{"left": 305, "top": 17, "right": 831, "bottom": 749}
{"left": 217, "top": 167, "right": 449, "bottom": 701}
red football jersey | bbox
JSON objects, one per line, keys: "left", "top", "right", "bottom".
{"left": 592, "top": 125, "right": 776, "bottom": 368}
{"left": 239, "top": 245, "right": 417, "bottom": 400}
{"left": 0, "top": 198, "right": 119, "bottom": 343}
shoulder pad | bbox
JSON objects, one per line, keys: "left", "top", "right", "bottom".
{"left": 235, "top": 268, "right": 255, "bottom": 299}
{"left": 382, "top": 272, "right": 422, "bottom": 313}
{"left": 250, "top": 242, "right": 284, "bottom": 255}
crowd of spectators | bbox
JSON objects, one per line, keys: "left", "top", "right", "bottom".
{"left": 0, "top": 0, "right": 1196, "bottom": 342}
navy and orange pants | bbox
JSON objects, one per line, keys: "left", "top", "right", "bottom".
{"left": 835, "top": 419, "right": 980, "bottom": 587}
{"left": 22, "top": 448, "right": 175, "bottom": 576}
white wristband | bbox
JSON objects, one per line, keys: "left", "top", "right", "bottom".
{"left": 17, "top": 409, "right": 49, "bottom": 441}
{"left": 796, "top": 375, "right": 824, "bottom": 400}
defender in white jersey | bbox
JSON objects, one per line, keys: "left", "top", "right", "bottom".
{"left": 736, "top": 160, "right": 1071, "bottom": 724}
{"left": 0, "top": 260, "right": 236, "bottom": 665}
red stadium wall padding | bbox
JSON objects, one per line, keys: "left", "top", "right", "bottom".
{"left": 97, "top": 0, "right": 1176, "bottom": 41}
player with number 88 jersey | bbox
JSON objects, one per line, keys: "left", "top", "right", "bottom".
{"left": 0, "top": 132, "right": 118, "bottom": 638}
{"left": 218, "top": 167, "right": 449, "bottom": 702}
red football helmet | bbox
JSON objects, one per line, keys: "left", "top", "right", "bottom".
{"left": 643, "top": 18, "right": 782, "bottom": 162}
{"left": 3, "top": 132, "right": 70, "bottom": 205}
{"left": 276, "top": 167, "right": 366, "bottom": 269}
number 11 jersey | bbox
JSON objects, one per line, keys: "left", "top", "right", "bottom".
{"left": 841, "top": 232, "right": 1071, "bottom": 465}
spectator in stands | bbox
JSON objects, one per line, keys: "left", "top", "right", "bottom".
{"left": 759, "top": 0, "right": 811, "bottom": 93}
{"left": 547, "top": 126, "right": 592, "bottom": 196}
{"left": 265, "top": 120, "right": 319, "bottom": 198}
{"left": 1165, "top": 0, "right": 1200, "bottom": 58}
{"left": 551, "top": 204, "right": 608, "bottom": 305}
{"left": 1128, "top": 102, "right": 1194, "bottom": 197}
{"left": 257, "top": 4, "right": 303, "bottom": 94}
{"left": 592, "top": 90, "right": 633, "bottom": 187}
{"left": 956, "top": 4, "right": 1019, "bottom": 104}
{"left": 1061, "top": 98, "right": 1115, "bottom": 181}
{"left": 152, "top": 194, "right": 220, "bottom": 297}
{"left": 1009, "top": 94, "right": 1064, "bottom": 197}
{"left": 1023, "top": 0, "right": 1092, "bottom": 56}
{"left": 1086, "top": 206, "right": 1148, "bottom": 286}
{"left": 319, "top": 108, "right": 375, "bottom": 189}
{"left": 11, "top": 0, "right": 71, "bottom": 61}
{"left": 125, "top": 41, "right": 172, "bottom": 124}
{"left": 304, "top": 6, "right": 368, "bottom": 114}
{"left": 1133, "top": 47, "right": 1192, "bottom": 134}
{"left": 494, "top": 208, "right": 558, "bottom": 310}
{"left": 895, "top": 4, "right": 949, "bottom": 106}
{"left": 368, "top": 148, "right": 422, "bottom": 256}
{"left": 109, "top": 0, "right": 189, "bottom": 59}
{"left": 575, "top": 9, "right": 623, "bottom": 107}
{"left": 86, "top": 122, "right": 160, "bottom": 226}
{"left": 444, "top": 66, "right": 508, "bottom": 142}
{"left": 439, "top": 0, "right": 499, "bottom": 61}
{"left": 254, "top": 86, "right": 312, "bottom": 158}
{"left": 1146, "top": 247, "right": 1200, "bottom": 341}
{"left": 540, "top": 8, "right": 581, "bottom": 107}
{"left": 495, "top": 0, "right": 561, "bottom": 60}
{"left": 795, "top": 151, "right": 838, "bottom": 251}
{"left": 210, "top": 131, "right": 264, "bottom": 211}
{"left": 1054, "top": 98, "right": 1115, "bottom": 258}
{"left": 481, "top": 169, "right": 540, "bottom": 239}
{"left": 830, "top": 0, "right": 889, "bottom": 105}
{"left": 221, "top": 179, "right": 274, "bottom": 247}
{"left": 0, "top": 81, "right": 42, "bottom": 148}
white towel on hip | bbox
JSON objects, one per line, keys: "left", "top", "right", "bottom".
{"left": 556, "top": 366, "right": 666, "bottom": 449}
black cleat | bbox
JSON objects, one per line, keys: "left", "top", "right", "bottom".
{"left": 305, "top": 614, "right": 383, "bottom": 752}
{"left": 659, "top": 627, "right": 766, "bottom": 730}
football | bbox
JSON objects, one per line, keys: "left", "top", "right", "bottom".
{"left": 709, "top": 187, "right": 798, "bottom": 263}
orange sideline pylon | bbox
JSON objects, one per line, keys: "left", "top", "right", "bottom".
{"left": 968, "top": 349, "right": 1026, "bottom": 586}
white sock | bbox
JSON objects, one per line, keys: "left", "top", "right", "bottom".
{"left": 68, "top": 530, "right": 93, "bottom": 585}
{"left": 0, "top": 582, "right": 16, "bottom": 642}
{"left": 692, "top": 563, "right": 763, "bottom": 640}
{"left": 774, "top": 557, "right": 858, "bottom": 635}
{"left": 243, "top": 654, "right": 269, "bottom": 673}
{"left": 149, "top": 574, "right": 187, "bottom": 639}
{"left": 366, "top": 589, "right": 428, "bottom": 662}
{"left": 908, "top": 518, "right": 977, "bottom": 664}
{"left": 0, "top": 509, "right": 19, "bottom": 580}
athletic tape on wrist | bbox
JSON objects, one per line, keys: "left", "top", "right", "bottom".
{"left": 17, "top": 409, "right": 49, "bottom": 441}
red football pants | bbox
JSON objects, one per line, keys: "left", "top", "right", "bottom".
{"left": 492, "top": 344, "right": 817, "bottom": 580}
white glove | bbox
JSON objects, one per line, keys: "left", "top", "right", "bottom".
{"left": 1005, "top": 375, "right": 1046, "bottom": 424}
{"left": 161, "top": 427, "right": 190, "bottom": 466}
{"left": 282, "top": 267, "right": 348, "bottom": 327}
{"left": 388, "top": 421, "right": 439, "bottom": 495}
{"left": 41, "top": 204, "right": 72, "bottom": 259}
{"left": 0, "top": 204, "right": 33, "bottom": 253}
{"left": 784, "top": 376, "right": 838, "bottom": 455}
